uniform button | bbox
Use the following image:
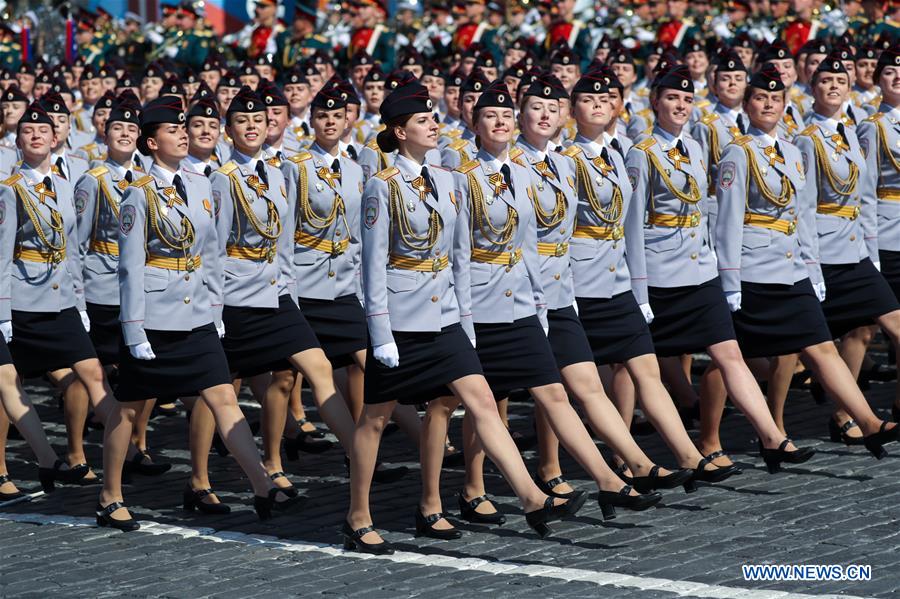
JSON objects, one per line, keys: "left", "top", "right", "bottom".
{"left": 554, "top": 273, "right": 561, "bottom": 280}
{"left": 789, "top": 208, "right": 796, "bottom": 215}
{"left": 328, "top": 271, "right": 335, "bottom": 277}
{"left": 690, "top": 232, "right": 696, "bottom": 238}
{"left": 336, "top": 230, "right": 341, "bottom": 235}
{"left": 505, "top": 266, "right": 511, "bottom": 273}
{"left": 51, "top": 283, "right": 59, "bottom": 290}
{"left": 270, "top": 278, "right": 277, "bottom": 285}
{"left": 560, "top": 229, "right": 566, "bottom": 234}
{"left": 184, "top": 275, "right": 190, "bottom": 281}
{"left": 432, "top": 274, "right": 437, "bottom": 279}
{"left": 431, "top": 295, "right": 439, "bottom": 302}
{"left": 786, "top": 251, "right": 793, "bottom": 259}
{"left": 609, "top": 265, "right": 616, "bottom": 272}
{"left": 507, "top": 245, "right": 513, "bottom": 250}
{"left": 504, "top": 290, "right": 512, "bottom": 297}
{"left": 849, "top": 234, "right": 856, "bottom": 241}
{"left": 184, "top": 297, "right": 191, "bottom": 304}
{"left": 612, "top": 242, "right": 618, "bottom": 249}
{"left": 691, "top": 253, "right": 698, "bottom": 260}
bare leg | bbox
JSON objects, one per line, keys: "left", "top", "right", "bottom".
{"left": 535, "top": 402, "right": 575, "bottom": 494}
{"left": 610, "top": 364, "right": 636, "bottom": 427}
{"left": 98, "top": 400, "right": 141, "bottom": 521}
{"left": 263, "top": 369, "right": 294, "bottom": 488}
{"left": 659, "top": 356, "right": 699, "bottom": 409}
{"left": 460, "top": 407, "right": 490, "bottom": 509}
{"left": 345, "top": 361, "right": 365, "bottom": 422}
{"left": 347, "top": 401, "right": 396, "bottom": 543}
{"left": 288, "top": 349, "right": 355, "bottom": 449}
{"left": 0, "top": 364, "right": 61, "bottom": 467}
{"left": 48, "top": 369, "right": 90, "bottom": 469}
{"left": 767, "top": 355, "right": 800, "bottom": 437}
{"left": 696, "top": 365, "right": 729, "bottom": 466}
{"left": 288, "top": 372, "right": 305, "bottom": 421}
{"left": 833, "top": 326, "right": 877, "bottom": 426}
{"left": 419, "top": 398, "right": 455, "bottom": 530}
{"left": 131, "top": 399, "right": 155, "bottom": 452}
{"left": 0, "top": 404, "right": 16, "bottom": 495}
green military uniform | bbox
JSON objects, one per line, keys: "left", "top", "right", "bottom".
{"left": 173, "top": 29, "right": 215, "bottom": 70}
{"left": 275, "top": 30, "right": 330, "bottom": 72}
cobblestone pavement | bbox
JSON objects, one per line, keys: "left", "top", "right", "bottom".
{"left": 1, "top": 361, "right": 899, "bottom": 598}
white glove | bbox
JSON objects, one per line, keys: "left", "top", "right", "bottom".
{"left": 874, "top": 261, "right": 881, "bottom": 272}
{"left": 725, "top": 291, "right": 742, "bottom": 312}
{"left": 373, "top": 342, "right": 399, "bottom": 368}
{"left": 814, "top": 282, "right": 827, "bottom": 302}
{"left": 79, "top": 310, "right": 91, "bottom": 332}
{"left": 639, "top": 303, "right": 654, "bottom": 324}
{"left": 216, "top": 321, "right": 225, "bottom": 338}
{"left": 469, "top": 337, "right": 477, "bottom": 348}
{"left": 572, "top": 300, "right": 579, "bottom": 315}
{"left": 0, "top": 321, "right": 11, "bottom": 343}
{"left": 129, "top": 342, "right": 156, "bottom": 360}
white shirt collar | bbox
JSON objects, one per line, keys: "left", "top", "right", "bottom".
{"left": 153, "top": 163, "right": 181, "bottom": 186}
{"left": 482, "top": 149, "right": 509, "bottom": 173}
{"left": 185, "top": 153, "right": 211, "bottom": 171}
{"left": 602, "top": 131, "right": 620, "bottom": 147}
{"left": 655, "top": 125, "right": 684, "bottom": 150}
{"left": 231, "top": 147, "right": 264, "bottom": 169}
{"left": 714, "top": 103, "right": 744, "bottom": 125}
{"left": 395, "top": 153, "right": 423, "bottom": 173}
{"left": 749, "top": 125, "right": 779, "bottom": 147}
{"left": 811, "top": 111, "right": 841, "bottom": 134}
{"left": 889, "top": 105, "right": 900, "bottom": 123}
{"left": 585, "top": 138, "right": 605, "bottom": 157}
{"left": 106, "top": 159, "right": 128, "bottom": 178}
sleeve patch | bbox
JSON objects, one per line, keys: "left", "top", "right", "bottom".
{"left": 213, "top": 190, "right": 221, "bottom": 216}
{"left": 120, "top": 204, "right": 136, "bottom": 235}
{"left": 0, "top": 199, "right": 5, "bottom": 225}
{"left": 75, "top": 188, "right": 89, "bottom": 214}
{"left": 626, "top": 166, "right": 638, "bottom": 189}
{"left": 364, "top": 196, "right": 379, "bottom": 229}
{"left": 859, "top": 137, "right": 869, "bottom": 158}
{"left": 718, "top": 161, "right": 736, "bottom": 189}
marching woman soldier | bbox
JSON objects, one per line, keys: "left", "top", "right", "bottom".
{"left": 439, "top": 71, "right": 489, "bottom": 170}
{"left": 211, "top": 86, "right": 358, "bottom": 497}
{"left": 625, "top": 65, "right": 816, "bottom": 473}
{"left": 793, "top": 53, "right": 900, "bottom": 455}
{"left": 108, "top": 96, "right": 302, "bottom": 531}
{"left": 859, "top": 44, "right": 900, "bottom": 423}
{"left": 562, "top": 70, "right": 739, "bottom": 489}
{"left": 348, "top": 80, "right": 585, "bottom": 554}
{"left": 716, "top": 64, "right": 899, "bottom": 463}
{"left": 756, "top": 41, "right": 806, "bottom": 142}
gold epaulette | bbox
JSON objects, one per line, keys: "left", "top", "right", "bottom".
{"left": 637, "top": 108, "right": 653, "bottom": 120}
{"left": 696, "top": 100, "right": 712, "bottom": 109}
{"left": 509, "top": 147, "right": 525, "bottom": 166}
{"left": 131, "top": 174, "right": 154, "bottom": 188}
{"left": 267, "top": 156, "right": 282, "bottom": 167}
{"left": 1, "top": 173, "right": 22, "bottom": 186}
{"left": 635, "top": 137, "right": 657, "bottom": 151}
{"left": 455, "top": 160, "right": 479, "bottom": 174}
{"left": 217, "top": 161, "right": 238, "bottom": 175}
{"left": 562, "top": 145, "right": 582, "bottom": 158}
{"left": 81, "top": 143, "right": 97, "bottom": 152}
{"left": 375, "top": 166, "right": 400, "bottom": 180}
{"left": 448, "top": 139, "right": 469, "bottom": 151}
{"left": 445, "top": 128, "right": 463, "bottom": 138}
{"left": 87, "top": 165, "right": 108, "bottom": 178}
{"left": 636, "top": 88, "right": 649, "bottom": 97}
{"left": 288, "top": 150, "right": 313, "bottom": 163}
{"left": 732, "top": 135, "right": 752, "bottom": 147}
{"left": 365, "top": 139, "right": 379, "bottom": 150}
{"left": 864, "top": 112, "right": 884, "bottom": 123}
{"left": 700, "top": 112, "right": 719, "bottom": 125}
{"left": 798, "top": 124, "right": 818, "bottom": 137}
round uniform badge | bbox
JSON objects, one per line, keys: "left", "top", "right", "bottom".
{"left": 364, "top": 197, "right": 379, "bottom": 228}
{"left": 75, "top": 188, "right": 89, "bottom": 214}
{"left": 718, "top": 161, "right": 736, "bottom": 189}
{"left": 120, "top": 204, "right": 136, "bottom": 235}
{"left": 0, "top": 199, "right": 4, "bottom": 224}
{"left": 626, "top": 166, "right": 639, "bottom": 190}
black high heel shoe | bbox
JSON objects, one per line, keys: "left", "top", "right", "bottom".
{"left": 96, "top": 502, "right": 140, "bottom": 532}
{"left": 828, "top": 418, "right": 865, "bottom": 446}
{"left": 342, "top": 521, "right": 394, "bottom": 555}
{"left": 69, "top": 463, "right": 101, "bottom": 486}
{"left": 284, "top": 432, "right": 333, "bottom": 460}
{"left": 123, "top": 452, "right": 172, "bottom": 477}
{"left": 183, "top": 486, "right": 231, "bottom": 515}
{"left": 344, "top": 456, "right": 408, "bottom": 484}
{"left": 863, "top": 421, "right": 899, "bottom": 460}
{"left": 630, "top": 465, "right": 693, "bottom": 494}
{"left": 457, "top": 492, "right": 506, "bottom": 525}
{"left": 759, "top": 439, "right": 815, "bottom": 473}
{"left": 254, "top": 487, "right": 305, "bottom": 521}
{"left": 38, "top": 460, "right": 88, "bottom": 493}
{"left": 596, "top": 485, "right": 661, "bottom": 520}
{"left": 269, "top": 472, "right": 299, "bottom": 498}
{"left": 415, "top": 509, "right": 462, "bottom": 540}
{"left": 534, "top": 475, "right": 578, "bottom": 499}
{"left": 0, "top": 474, "right": 24, "bottom": 501}
{"left": 524, "top": 491, "right": 587, "bottom": 538}
{"left": 683, "top": 455, "right": 741, "bottom": 493}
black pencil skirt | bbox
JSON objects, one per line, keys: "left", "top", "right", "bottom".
{"left": 297, "top": 294, "right": 368, "bottom": 369}
{"left": 116, "top": 322, "right": 232, "bottom": 402}
{"left": 576, "top": 292, "right": 656, "bottom": 365}
{"left": 475, "top": 315, "right": 561, "bottom": 399}
{"left": 364, "top": 323, "right": 483, "bottom": 405}
{"left": 222, "top": 294, "right": 321, "bottom": 378}
{"left": 732, "top": 278, "right": 833, "bottom": 358}
{"left": 86, "top": 302, "right": 122, "bottom": 365}
{"left": 0, "top": 336, "right": 12, "bottom": 367}
{"left": 547, "top": 305, "right": 595, "bottom": 369}
{"left": 648, "top": 277, "right": 736, "bottom": 357}
{"left": 9, "top": 308, "right": 97, "bottom": 378}
{"left": 878, "top": 249, "right": 900, "bottom": 302}
{"left": 820, "top": 258, "right": 900, "bottom": 339}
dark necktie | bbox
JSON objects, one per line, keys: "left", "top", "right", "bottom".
{"left": 609, "top": 137, "right": 623, "bottom": 156}
{"left": 421, "top": 165, "right": 437, "bottom": 201}
{"left": 787, "top": 106, "right": 795, "bottom": 119}
{"left": 124, "top": 170, "right": 133, "bottom": 183}
{"left": 774, "top": 140, "right": 784, "bottom": 160}
{"left": 845, "top": 109, "right": 857, "bottom": 126}
{"left": 600, "top": 147, "right": 611, "bottom": 165}
{"left": 500, "top": 163, "right": 514, "bottom": 197}
{"left": 554, "top": 145, "right": 563, "bottom": 153}
{"left": 331, "top": 158, "right": 341, "bottom": 176}
{"left": 625, "top": 102, "right": 632, "bottom": 117}
{"left": 676, "top": 139, "right": 689, "bottom": 159}
{"left": 836, "top": 122, "right": 851, "bottom": 148}
{"left": 43, "top": 176, "right": 53, "bottom": 193}
{"left": 346, "top": 145, "right": 358, "bottom": 161}
{"left": 255, "top": 160, "right": 268, "bottom": 187}
{"left": 736, "top": 114, "right": 746, "bottom": 135}
{"left": 542, "top": 154, "right": 558, "bottom": 179}
{"left": 204, "top": 165, "right": 212, "bottom": 177}
{"left": 275, "top": 150, "right": 283, "bottom": 161}
{"left": 55, "top": 157, "right": 67, "bottom": 180}
{"left": 173, "top": 174, "right": 187, "bottom": 203}
{"left": 133, "top": 154, "right": 143, "bottom": 170}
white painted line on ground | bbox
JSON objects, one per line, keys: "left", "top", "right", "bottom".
{"left": 0, "top": 491, "right": 44, "bottom": 509}
{"left": 0, "top": 511, "right": 867, "bottom": 599}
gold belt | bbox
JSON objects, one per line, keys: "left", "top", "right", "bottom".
{"left": 471, "top": 247, "right": 523, "bottom": 266}
{"left": 89, "top": 239, "right": 119, "bottom": 256}
{"left": 877, "top": 188, "right": 900, "bottom": 201}
{"left": 817, "top": 202, "right": 860, "bottom": 220}
{"left": 744, "top": 213, "right": 797, "bottom": 235}
{"left": 536, "top": 241, "right": 569, "bottom": 257}
{"left": 146, "top": 253, "right": 201, "bottom": 271}
{"left": 389, "top": 254, "right": 449, "bottom": 272}
{"left": 294, "top": 230, "right": 349, "bottom": 255}
{"left": 14, "top": 247, "right": 66, "bottom": 263}
{"left": 572, "top": 224, "right": 624, "bottom": 240}
{"left": 226, "top": 245, "right": 277, "bottom": 262}
{"left": 647, "top": 211, "right": 701, "bottom": 228}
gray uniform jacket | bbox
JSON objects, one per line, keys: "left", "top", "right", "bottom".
{"left": 73, "top": 137, "right": 107, "bottom": 162}
{"left": 714, "top": 127, "right": 818, "bottom": 293}
{"left": 358, "top": 141, "right": 441, "bottom": 180}
{"left": 794, "top": 113, "right": 874, "bottom": 266}
{"left": 453, "top": 149, "right": 547, "bottom": 328}
{"left": 74, "top": 160, "right": 139, "bottom": 305}
{"left": 0, "top": 164, "right": 85, "bottom": 319}
{"left": 211, "top": 152, "right": 293, "bottom": 308}
{"left": 625, "top": 126, "right": 718, "bottom": 289}
{"left": 53, "top": 151, "right": 91, "bottom": 188}
{"left": 117, "top": 162, "right": 224, "bottom": 346}
{"left": 360, "top": 155, "right": 473, "bottom": 347}
{"left": 563, "top": 136, "right": 647, "bottom": 303}
{"left": 440, "top": 128, "right": 478, "bottom": 170}
{"left": 778, "top": 102, "right": 806, "bottom": 142}
{"left": 858, "top": 105, "right": 900, "bottom": 253}
{"left": 283, "top": 143, "right": 364, "bottom": 300}
{"left": 513, "top": 139, "right": 577, "bottom": 310}
{"left": 0, "top": 147, "right": 17, "bottom": 179}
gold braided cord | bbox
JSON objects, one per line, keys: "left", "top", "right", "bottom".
{"left": 572, "top": 156, "right": 623, "bottom": 225}
{"left": 226, "top": 171, "right": 282, "bottom": 244}
{"left": 810, "top": 134, "right": 858, "bottom": 197}
{"left": 466, "top": 171, "right": 518, "bottom": 246}
{"left": 97, "top": 176, "right": 120, "bottom": 219}
{"left": 295, "top": 161, "right": 345, "bottom": 233}
{"left": 874, "top": 119, "right": 900, "bottom": 174}
{"left": 644, "top": 148, "right": 703, "bottom": 205}
{"left": 707, "top": 122, "right": 722, "bottom": 165}
{"left": 13, "top": 183, "right": 65, "bottom": 253}
{"left": 387, "top": 177, "right": 441, "bottom": 251}
{"left": 742, "top": 145, "right": 793, "bottom": 208}
{"left": 144, "top": 184, "right": 195, "bottom": 252}
{"left": 531, "top": 184, "right": 566, "bottom": 228}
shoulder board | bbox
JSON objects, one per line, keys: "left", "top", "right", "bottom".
{"left": 696, "top": 100, "right": 711, "bottom": 109}
{"left": 798, "top": 124, "right": 818, "bottom": 137}
{"left": 448, "top": 139, "right": 469, "bottom": 151}
{"left": 455, "top": 160, "right": 479, "bottom": 174}
{"left": 375, "top": 166, "right": 400, "bottom": 180}
{"left": 80, "top": 143, "right": 97, "bottom": 151}
{"left": 87, "top": 165, "right": 108, "bottom": 178}
{"left": 636, "top": 88, "right": 649, "bottom": 97}
{"left": 561, "top": 145, "right": 582, "bottom": 158}
{"left": 131, "top": 174, "right": 154, "bottom": 188}
{"left": 217, "top": 161, "right": 238, "bottom": 175}
{"left": 864, "top": 112, "right": 884, "bottom": 123}
{"left": 365, "top": 139, "right": 379, "bottom": 150}
{"left": 288, "top": 151, "right": 313, "bottom": 163}
{"left": 700, "top": 112, "right": 719, "bottom": 125}
{"left": 1, "top": 173, "right": 22, "bottom": 186}
{"left": 635, "top": 137, "right": 657, "bottom": 151}
{"left": 445, "top": 128, "right": 463, "bottom": 138}
{"left": 509, "top": 147, "right": 525, "bottom": 164}
{"left": 637, "top": 108, "right": 653, "bottom": 119}
{"left": 732, "top": 135, "right": 752, "bottom": 147}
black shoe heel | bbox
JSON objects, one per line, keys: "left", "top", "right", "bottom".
{"left": 534, "top": 475, "right": 577, "bottom": 499}
{"left": 183, "top": 485, "right": 231, "bottom": 515}
{"left": 95, "top": 501, "right": 140, "bottom": 532}
{"left": 457, "top": 492, "right": 506, "bottom": 525}
{"left": 828, "top": 418, "right": 865, "bottom": 446}
{"left": 630, "top": 465, "right": 692, "bottom": 493}
{"left": 684, "top": 453, "right": 742, "bottom": 493}
{"left": 341, "top": 521, "right": 394, "bottom": 555}
{"left": 123, "top": 451, "right": 172, "bottom": 477}
{"left": 254, "top": 487, "right": 304, "bottom": 521}
{"left": 415, "top": 509, "right": 462, "bottom": 540}
{"left": 269, "top": 472, "right": 299, "bottom": 498}
{"left": 863, "top": 421, "right": 898, "bottom": 460}
{"left": 759, "top": 439, "right": 816, "bottom": 473}
{"left": 38, "top": 459, "right": 87, "bottom": 493}
{"left": 599, "top": 503, "right": 616, "bottom": 520}
{"left": 596, "top": 485, "right": 662, "bottom": 521}
{"left": 524, "top": 491, "right": 587, "bottom": 538}
{"left": 0, "top": 474, "right": 24, "bottom": 501}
